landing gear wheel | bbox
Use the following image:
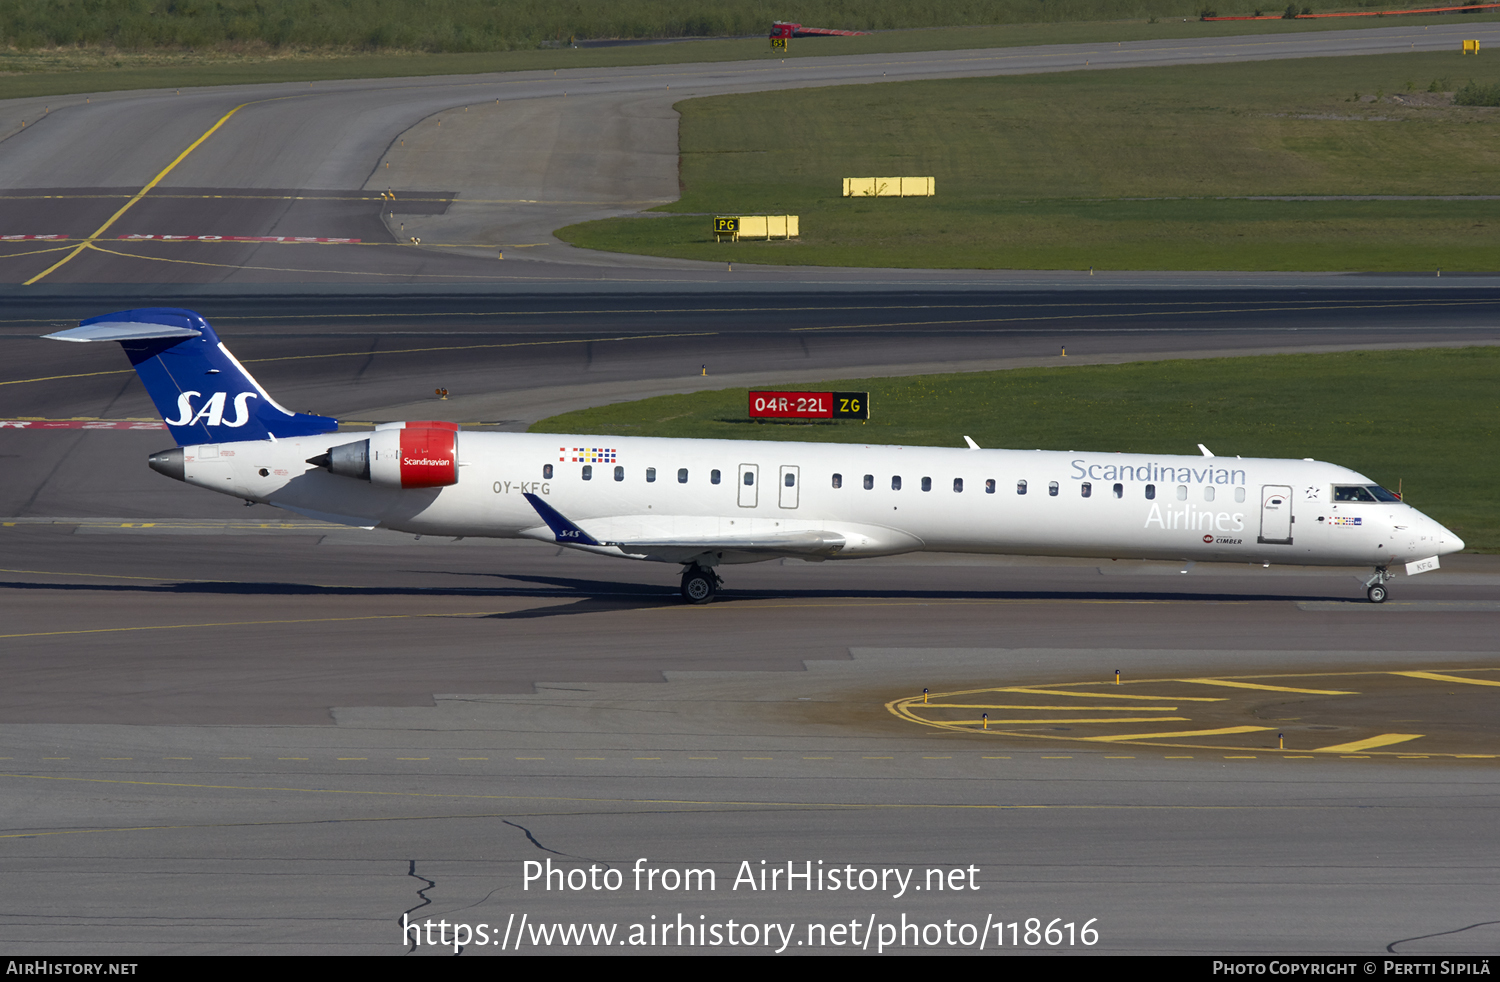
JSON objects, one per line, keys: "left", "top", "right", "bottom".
{"left": 680, "top": 566, "right": 718, "bottom": 605}
{"left": 1364, "top": 565, "right": 1391, "bottom": 604}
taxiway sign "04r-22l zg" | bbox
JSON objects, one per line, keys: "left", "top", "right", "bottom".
{"left": 46, "top": 308, "right": 1463, "bottom": 604}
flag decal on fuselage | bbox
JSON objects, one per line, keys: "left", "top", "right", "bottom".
{"left": 562, "top": 447, "right": 618, "bottom": 463}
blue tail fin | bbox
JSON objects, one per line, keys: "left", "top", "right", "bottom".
{"left": 46, "top": 307, "right": 338, "bottom": 446}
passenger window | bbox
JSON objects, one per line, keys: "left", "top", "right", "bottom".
{"left": 985, "top": 479, "right": 995, "bottom": 494}
{"left": 582, "top": 465, "right": 592, "bottom": 481}
{"left": 711, "top": 469, "right": 721, "bottom": 485}
{"left": 543, "top": 464, "right": 553, "bottom": 479}
{"left": 920, "top": 477, "right": 931, "bottom": 492}
{"left": 1234, "top": 487, "right": 1246, "bottom": 503}
{"left": 1145, "top": 484, "right": 1156, "bottom": 500}
{"left": 678, "top": 468, "right": 688, "bottom": 484}
{"left": 646, "top": 467, "right": 656, "bottom": 483}
{"left": 1017, "top": 480, "right": 1027, "bottom": 495}
{"left": 1176, "top": 485, "right": 1187, "bottom": 500}
{"left": 1203, "top": 486, "right": 1215, "bottom": 502}
{"left": 785, "top": 472, "right": 796, "bottom": 487}
{"left": 1113, "top": 483, "right": 1123, "bottom": 498}
{"left": 891, "top": 476, "right": 902, "bottom": 491}
{"left": 953, "top": 478, "right": 963, "bottom": 493}
{"left": 614, "top": 466, "right": 624, "bottom": 482}
{"left": 832, "top": 473, "right": 842, "bottom": 489}
{"left": 1081, "top": 482, "right": 1091, "bottom": 498}
{"left": 743, "top": 471, "right": 754, "bottom": 486}
{"left": 863, "top": 474, "right": 874, "bottom": 490}
{"left": 1048, "top": 481, "right": 1059, "bottom": 497}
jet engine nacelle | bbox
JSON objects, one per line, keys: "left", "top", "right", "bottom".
{"left": 309, "top": 421, "right": 459, "bottom": 489}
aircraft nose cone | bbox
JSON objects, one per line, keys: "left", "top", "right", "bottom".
{"left": 147, "top": 446, "right": 185, "bottom": 482}
{"left": 1432, "top": 517, "right": 1464, "bottom": 555}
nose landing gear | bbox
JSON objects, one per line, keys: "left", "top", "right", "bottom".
{"left": 1364, "top": 565, "right": 1391, "bottom": 603}
{"left": 680, "top": 564, "right": 722, "bottom": 604}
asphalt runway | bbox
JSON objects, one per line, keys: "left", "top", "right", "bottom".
{"left": 2, "top": 27, "right": 1499, "bottom": 956}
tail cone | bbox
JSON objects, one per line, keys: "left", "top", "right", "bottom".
{"left": 147, "top": 447, "right": 185, "bottom": 482}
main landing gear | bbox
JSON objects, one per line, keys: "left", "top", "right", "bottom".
{"left": 1365, "top": 566, "right": 1392, "bottom": 604}
{"left": 680, "top": 564, "right": 722, "bottom": 605}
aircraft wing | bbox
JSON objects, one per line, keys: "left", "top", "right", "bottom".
{"left": 520, "top": 492, "right": 846, "bottom": 561}
{"left": 604, "top": 530, "right": 846, "bottom": 556}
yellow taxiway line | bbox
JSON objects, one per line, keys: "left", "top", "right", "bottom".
{"left": 1177, "top": 678, "right": 1357, "bottom": 695}
{"left": 23, "top": 102, "right": 252, "bottom": 286}
{"left": 1313, "top": 734, "right": 1425, "bottom": 753}
{"left": 1391, "top": 670, "right": 1500, "bottom": 688}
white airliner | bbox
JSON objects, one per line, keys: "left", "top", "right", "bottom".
{"left": 48, "top": 308, "right": 1462, "bottom": 604}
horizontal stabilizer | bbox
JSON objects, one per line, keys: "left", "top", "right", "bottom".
{"left": 45, "top": 322, "right": 202, "bottom": 343}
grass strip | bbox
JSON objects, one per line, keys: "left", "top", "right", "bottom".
{"left": 3, "top": 0, "right": 1490, "bottom": 55}
{"left": 558, "top": 50, "right": 1500, "bottom": 271}
{"left": 531, "top": 347, "right": 1500, "bottom": 551}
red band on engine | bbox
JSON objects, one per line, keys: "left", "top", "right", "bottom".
{"left": 398, "top": 427, "right": 458, "bottom": 488}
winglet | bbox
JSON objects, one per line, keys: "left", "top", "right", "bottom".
{"left": 963, "top": 435, "right": 980, "bottom": 450}
{"left": 522, "top": 493, "right": 600, "bottom": 546}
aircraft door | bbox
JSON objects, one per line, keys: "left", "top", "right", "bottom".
{"left": 779, "top": 465, "right": 800, "bottom": 508}
{"left": 738, "top": 464, "right": 759, "bottom": 507}
{"left": 1258, "top": 485, "right": 1293, "bottom": 544}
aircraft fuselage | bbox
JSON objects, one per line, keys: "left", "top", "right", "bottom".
{"left": 166, "top": 431, "right": 1461, "bottom": 571}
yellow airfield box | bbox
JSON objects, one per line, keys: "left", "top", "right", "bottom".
{"left": 714, "top": 215, "right": 799, "bottom": 241}
{"left": 843, "top": 177, "right": 935, "bottom": 197}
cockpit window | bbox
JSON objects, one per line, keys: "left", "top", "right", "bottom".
{"left": 1367, "top": 485, "right": 1401, "bottom": 502}
{"left": 1333, "top": 486, "right": 1378, "bottom": 502}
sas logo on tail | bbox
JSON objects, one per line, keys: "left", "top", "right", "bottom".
{"left": 164, "top": 391, "right": 258, "bottom": 428}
